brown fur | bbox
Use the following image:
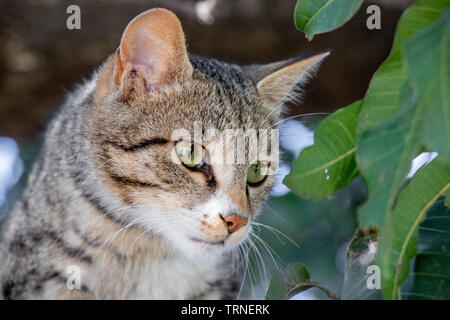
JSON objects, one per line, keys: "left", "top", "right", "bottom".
{"left": 0, "top": 8, "right": 326, "bottom": 299}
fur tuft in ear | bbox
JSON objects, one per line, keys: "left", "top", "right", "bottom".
{"left": 114, "top": 8, "right": 193, "bottom": 91}
{"left": 245, "top": 52, "right": 329, "bottom": 108}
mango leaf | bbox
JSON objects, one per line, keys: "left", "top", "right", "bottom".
{"left": 357, "top": 6, "right": 450, "bottom": 229}
{"left": 376, "top": 158, "right": 450, "bottom": 299}
{"left": 341, "top": 228, "right": 382, "bottom": 300}
{"left": 403, "top": 8, "right": 450, "bottom": 163}
{"left": 265, "top": 262, "right": 339, "bottom": 300}
{"left": 357, "top": 0, "right": 450, "bottom": 134}
{"left": 265, "top": 263, "right": 311, "bottom": 299}
{"left": 357, "top": 84, "right": 422, "bottom": 228}
{"left": 403, "top": 198, "right": 450, "bottom": 300}
{"left": 294, "top": 0, "right": 364, "bottom": 41}
{"left": 445, "top": 189, "right": 450, "bottom": 208}
{"left": 283, "top": 101, "right": 361, "bottom": 200}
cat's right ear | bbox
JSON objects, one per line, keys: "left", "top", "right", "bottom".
{"left": 113, "top": 8, "right": 192, "bottom": 92}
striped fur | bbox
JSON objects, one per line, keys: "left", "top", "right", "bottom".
{"left": 0, "top": 8, "right": 325, "bottom": 300}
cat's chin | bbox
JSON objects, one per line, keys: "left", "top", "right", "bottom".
{"left": 152, "top": 219, "right": 251, "bottom": 261}
{"left": 161, "top": 235, "right": 234, "bottom": 262}
{"left": 173, "top": 230, "right": 250, "bottom": 261}
{"left": 187, "top": 239, "right": 228, "bottom": 257}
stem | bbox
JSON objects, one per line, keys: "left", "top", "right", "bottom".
{"left": 305, "top": 281, "right": 341, "bottom": 300}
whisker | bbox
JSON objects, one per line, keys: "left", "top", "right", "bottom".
{"left": 247, "top": 235, "right": 271, "bottom": 291}
{"left": 264, "top": 112, "right": 331, "bottom": 130}
{"left": 253, "top": 221, "right": 300, "bottom": 248}
{"left": 250, "top": 232, "right": 282, "bottom": 271}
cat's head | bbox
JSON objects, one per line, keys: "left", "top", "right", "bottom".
{"left": 86, "top": 8, "right": 327, "bottom": 260}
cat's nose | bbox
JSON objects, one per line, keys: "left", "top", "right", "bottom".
{"left": 220, "top": 214, "right": 248, "bottom": 234}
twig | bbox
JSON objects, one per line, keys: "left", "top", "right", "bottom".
{"left": 289, "top": 281, "right": 341, "bottom": 300}
{"left": 307, "top": 281, "right": 341, "bottom": 300}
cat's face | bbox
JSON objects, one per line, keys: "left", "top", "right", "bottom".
{"left": 85, "top": 8, "right": 326, "bottom": 259}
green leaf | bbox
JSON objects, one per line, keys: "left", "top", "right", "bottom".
{"left": 445, "top": 189, "right": 450, "bottom": 208}
{"left": 357, "top": 84, "right": 423, "bottom": 228}
{"left": 283, "top": 101, "right": 361, "bottom": 200}
{"left": 404, "top": 199, "right": 450, "bottom": 300}
{"left": 341, "top": 228, "right": 382, "bottom": 300}
{"left": 403, "top": 8, "right": 450, "bottom": 163}
{"left": 357, "top": 6, "right": 450, "bottom": 229}
{"left": 265, "top": 263, "right": 311, "bottom": 300}
{"left": 265, "top": 262, "right": 339, "bottom": 300}
{"left": 376, "top": 158, "right": 450, "bottom": 299}
{"left": 294, "top": 0, "right": 364, "bottom": 41}
{"left": 357, "top": 0, "right": 450, "bottom": 134}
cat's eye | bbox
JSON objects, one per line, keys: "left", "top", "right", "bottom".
{"left": 175, "top": 141, "right": 205, "bottom": 168}
{"left": 247, "top": 161, "right": 270, "bottom": 186}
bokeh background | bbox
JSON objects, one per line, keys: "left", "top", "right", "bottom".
{"left": 0, "top": 0, "right": 413, "bottom": 299}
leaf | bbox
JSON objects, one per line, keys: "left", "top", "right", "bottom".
{"left": 341, "top": 228, "right": 382, "bottom": 300}
{"left": 357, "top": 5, "right": 450, "bottom": 229}
{"left": 357, "top": 0, "right": 450, "bottom": 134}
{"left": 294, "top": 0, "right": 364, "bottom": 41}
{"left": 283, "top": 101, "right": 361, "bottom": 200}
{"left": 376, "top": 158, "right": 450, "bottom": 299}
{"left": 403, "top": 199, "right": 450, "bottom": 300}
{"left": 403, "top": 8, "right": 450, "bottom": 163}
{"left": 357, "top": 84, "right": 423, "bottom": 228}
{"left": 445, "top": 189, "right": 450, "bottom": 208}
{"left": 265, "top": 262, "right": 340, "bottom": 300}
{"left": 265, "top": 263, "right": 311, "bottom": 299}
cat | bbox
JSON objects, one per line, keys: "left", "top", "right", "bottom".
{"left": 0, "top": 8, "right": 327, "bottom": 299}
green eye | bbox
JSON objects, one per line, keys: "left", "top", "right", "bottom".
{"left": 247, "top": 161, "right": 269, "bottom": 186}
{"left": 175, "top": 141, "right": 205, "bottom": 168}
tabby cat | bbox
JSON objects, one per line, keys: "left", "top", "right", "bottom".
{"left": 0, "top": 8, "right": 327, "bottom": 299}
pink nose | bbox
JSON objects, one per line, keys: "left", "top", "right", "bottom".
{"left": 220, "top": 214, "right": 248, "bottom": 233}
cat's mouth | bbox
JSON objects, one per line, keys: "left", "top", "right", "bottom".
{"left": 189, "top": 237, "right": 225, "bottom": 246}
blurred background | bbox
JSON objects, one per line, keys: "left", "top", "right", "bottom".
{"left": 0, "top": 0, "right": 413, "bottom": 299}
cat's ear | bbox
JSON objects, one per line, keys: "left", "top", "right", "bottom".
{"left": 245, "top": 52, "right": 329, "bottom": 107}
{"left": 114, "top": 8, "right": 192, "bottom": 90}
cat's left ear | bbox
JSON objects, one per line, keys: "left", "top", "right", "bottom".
{"left": 244, "top": 52, "right": 329, "bottom": 108}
